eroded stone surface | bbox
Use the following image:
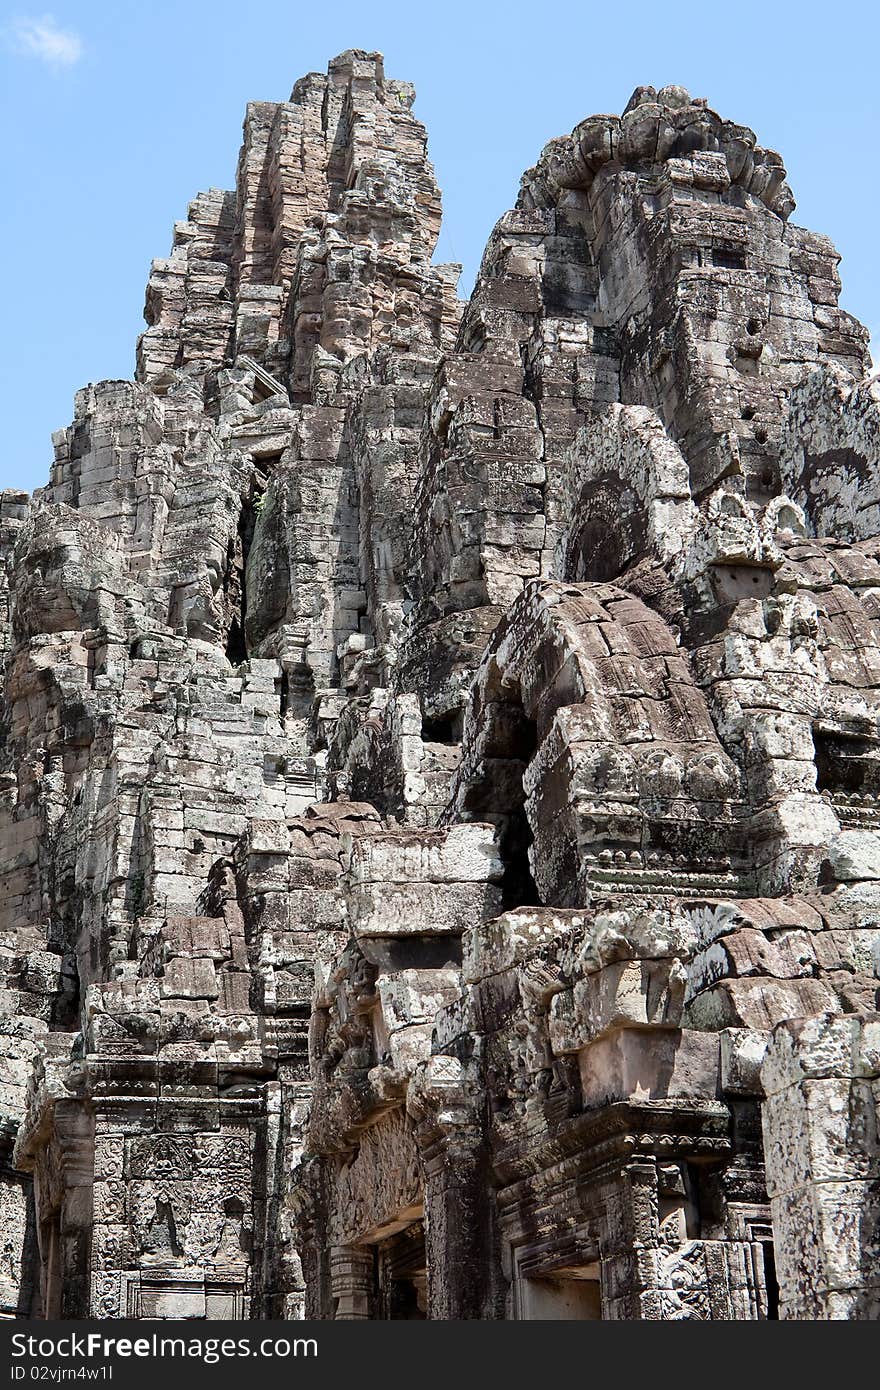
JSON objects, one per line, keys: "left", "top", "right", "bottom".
{"left": 1, "top": 55, "right": 879, "bottom": 1320}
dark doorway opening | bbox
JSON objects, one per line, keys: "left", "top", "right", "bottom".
{"left": 376, "top": 1223, "right": 427, "bottom": 1320}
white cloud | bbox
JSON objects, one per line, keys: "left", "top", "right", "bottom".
{"left": 7, "top": 14, "right": 83, "bottom": 68}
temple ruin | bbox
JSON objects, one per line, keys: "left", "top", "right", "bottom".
{"left": 1, "top": 50, "right": 879, "bottom": 1320}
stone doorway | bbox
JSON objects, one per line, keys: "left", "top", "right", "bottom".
{"left": 513, "top": 1252, "right": 603, "bottom": 1320}
{"left": 519, "top": 1274, "right": 602, "bottom": 1320}
{"left": 375, "top": 1223, "right": 427, "bottom": 1320}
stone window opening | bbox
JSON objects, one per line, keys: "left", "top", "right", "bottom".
{"left": 711, "top": 247, "right": 747, "bottom": 271}
{"left": 420, "top": 709, "right": 462, "bottom": 745}
{"left": 813, "top": 725, "right": 880, "bottom": 803}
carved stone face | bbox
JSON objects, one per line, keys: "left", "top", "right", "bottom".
{"left": 16, "top": 550, "right": 82, "bottom": 636}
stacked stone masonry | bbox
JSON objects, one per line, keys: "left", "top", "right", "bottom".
{"left": 1, "top": 52, "right": 879, "bottom": 1320}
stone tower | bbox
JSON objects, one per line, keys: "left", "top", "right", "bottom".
{"left": 1, "top": 53, "right": 878, "bottom": 1320}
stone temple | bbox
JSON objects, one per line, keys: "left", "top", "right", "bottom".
{"left": 1, "top": 49, "right": 879, "bottom": 1322}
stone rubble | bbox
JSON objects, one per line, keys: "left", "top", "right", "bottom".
{"left": 1, "top": 53, "right": 879, "bottom": 1320}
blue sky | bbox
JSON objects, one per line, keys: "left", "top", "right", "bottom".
{"left": 1, "top": 0, "right": 877, "bottom": 493}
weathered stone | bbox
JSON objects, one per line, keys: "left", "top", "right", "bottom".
{"left": 2, "top": 56, "right": 879, "bottom": 1323}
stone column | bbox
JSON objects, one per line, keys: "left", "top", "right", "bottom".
{"left": 288, "top": 1159, "right": 333, "bottom": 1319}
{"left": 761, "top": 1013, "right": 880, "bottom": 1319}
{"left": 13, "top": 1062, "right": 96, "bottom": 1321}
{"left": 419, "top": 1122, "right": 488, "bottom": 1319}
{"left": 51, "top": 1100, "right": 96, "bottom": 1320}
{"left": 329, "top": 1244, "right": 374, "bottom": 1319}
{"left": 410, "top": 1055, "right": 504, "bottom": 1320}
